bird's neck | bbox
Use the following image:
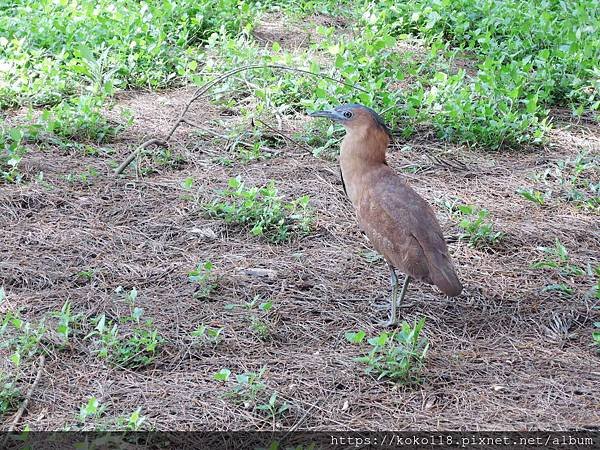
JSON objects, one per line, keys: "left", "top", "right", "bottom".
{"left": 340, "top": 126, "right": 389, "bottom": 164}
{"left": 339, "top": 126, "right": 389, "bottom": 205}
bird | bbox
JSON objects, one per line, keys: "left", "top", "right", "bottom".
{"left": 309, "top": 103, "right": 462, "bottom": 326}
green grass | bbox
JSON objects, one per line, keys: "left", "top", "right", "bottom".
{"left": 346, "top": 318, "right": 429, "bottom": 384}
{"left": 0, "top": 0, "right": 252, "bottom": 108}
{"left": 381, "top": 0, "right": 600, "bottom": 111}
{"left": 204, "top": 177, "right": 314, "bottom": 242}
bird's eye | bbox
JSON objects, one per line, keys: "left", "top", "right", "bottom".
{"left": 343, "top": 111, "right": 353, "bottom": 119}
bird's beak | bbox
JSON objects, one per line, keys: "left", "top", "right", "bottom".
{"left": 308, "top": 109, "right": 345, "bottom": 121}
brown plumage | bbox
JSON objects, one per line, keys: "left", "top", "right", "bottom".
{"left": 310, "top": 104, "right": 462, "bottom": 326}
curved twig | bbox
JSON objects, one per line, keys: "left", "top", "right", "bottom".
{"left": 8, "top": 355, "right": 45, "bottom": 432}
{"left": 114, "top": 64, "right": 367, "bottom": 175}
{"left": 114, "top": 138, "right": 168, "bottom": 176}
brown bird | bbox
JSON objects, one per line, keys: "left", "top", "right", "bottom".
{"left": 309, "top": 104, "right": 462, "bottom": 326}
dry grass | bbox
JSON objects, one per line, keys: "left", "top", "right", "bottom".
{"left": 1, "top": 84, "right": 598, "bottom": 431}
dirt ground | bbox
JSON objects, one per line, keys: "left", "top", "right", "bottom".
{"left": 1, "top": 80, "right": 598, "bottom": 431}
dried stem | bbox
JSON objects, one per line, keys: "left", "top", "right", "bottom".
{"left": 8, "top": 355, "right": 45, "bottom": 433}
{"left": 114, "top": 64, "right": 367, "bottom": 175}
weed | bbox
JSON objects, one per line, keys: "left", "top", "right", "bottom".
{"left": 39, "top": 96, "right": 118, "bottom": 143}
{"left": 347, "top": 318, "right": 429, "bottom": 384}
{"left": 593, "top": 322, "right": 600, "bottom": 351}
{"left": 78, "top": 397, "right": 106, "bottom": 425}
{"left": 64, "top": 167, "right": 99, "bottom": 185}
{"left": 226, "top": 296, "right": 274, "bottom": 340}
{"left": 51, "top": 301, "right": 83, "bottom": 346}
{"left": 204, "top": 177, "right": 314, "bottom": 242}
{"left": 531, "top": 240, "right": 585, "bottom": 277}
{"left": 447, "top": 203, "right": 503, "bottom": 248}
{"left": 224, "top": 368, "right": 267, "bottom": 407}
{"left": 0, "top": 312, "right": 46, "bottom": 367}
{"left": 0, "top": 127, "right": 27, "bottom": 183}
{"left": 77, "top": 269, "right": 96, "bottom": 281}
{"left": 531, "top": 240, "right": 587, "bottom": 296}
{"left": 256, "top": 392, "right": 289, "bottom": 423}
{"left": 114, "top": 407, "right": 148, "bottom": 431}
{"left": 0, "top": 372, "right": 22, "bottom": 416}
{"left": 523, "top": 152, "right": 600, "bottom": 211}
{"left": 188, "top": 261, "right": 217, "bottom": 299}
{"left": 191, "top": 324, "right": 224, "bottom": 345}
{"left": 517, "top": 188, "right": 549, "bottom": 206}
{"left": 213, "top": 368, "right": 232, "bottom": 382}
{"left": 86, "top": 314, "right": 163, "bottom": 369}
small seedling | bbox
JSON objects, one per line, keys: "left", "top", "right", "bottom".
{"left": 224, "top": 368, "right": 267, "bottom": 407}
{"left": 593, "top": 322, "right": 600, "bottom": 350}
{"left": 114, "top": 407, "right": 148, "bottom": 431}
{"left": 1, "top": 127, "right": 27, "bottom": 183}
{"left": 517, "top": 188, "right": 549, "bottom": 206}
{"left": 51, "top": 301, "right": 83, "bottom": 345}
{"left": 449, "top": 203, "right": 503, "bottom": 248}
{"left": 191, "top": 324, "right": 224, "bottom": 345}
{"left": 257, "top": 392, "right": 289, "bottom": 423}
{"left": 531, "top": 239, "right": 585, "bottom": 277}
{"left": 214, "top": 368, "right": 232, "bottom": 382}
{"left": 348, "top": 318, "right": 429, "bottom": 384}
{"left": 78, "top": 397, "right": 106, "bottom": 425}
{"left": 188, "top": 261, "right": 217, "bottom": 298}
{"left": 77, "top": 269, "right": 95, "bottom": 281}
{"left": 0, "top": 312, "right": 46, "bottom": 367}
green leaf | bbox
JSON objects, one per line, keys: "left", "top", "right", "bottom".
{"left": 214, "top": 368, "right": 231, "bottom": 382}
{"left": 345, "top": 330, "right": 366, "bottom": 344}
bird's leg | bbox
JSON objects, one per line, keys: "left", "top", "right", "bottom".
{"left": 382, "top": 264, "right": 399, "bottom": 327}
{"left": 397, "top": 274, "right": 411, "bottom": 308}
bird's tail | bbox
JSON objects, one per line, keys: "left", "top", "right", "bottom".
{"left": 426, "top": 250, "right": 462, "bottom": 297}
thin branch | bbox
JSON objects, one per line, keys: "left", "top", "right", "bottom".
{"left": 8, "top": 355, "right": 45, "bottom": 432}
{"left": 254, "top": 118, "right": 313, "bottom": 155}
{"left": 114, "top": 64, "right": 367, "bottom": 175}
{"left": 114, "top": 138, "right": 167, "bottom": 176}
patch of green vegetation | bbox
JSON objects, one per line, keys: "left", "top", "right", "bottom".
{"left": 531, "top": 239, "right": 588, "bottom": 296}
{"left": 78, "top": 396, "right": 107, "bottom": 427}
{"left": 444, "top": 201, "right": 503, "bottom": 248}
{"left": 226, "top": 295, "right": 275, "bottom": 340}
{"left": 64, "top": 167, "right": 100, "bottom": 185}
{"left": 381, "top": 0, "right": 600, "bottom": 112}
{"left": 0, "top": 126, "right": 27, "bottom": 183}
{"left": 0, "top": 0, "right": 253, "bottom": 108}
{"left": 113, "top": 407, "right": 148, "bottom": 431}
{"left": 214, "top": 367, "right": 288, "bottom": 419}
{"left": 188, "top": 261, "right": 217, "bottom": 299}
{"left": 517, "top": 188, "right": 549, "bottom": 206}
{"left": 85, "top": 314, "right": 163, "bottom": 369}
{"left": 191, "top": 324, "right": 224, "bottom": 345}
{"left": 70, "top": 397, "right": 149, "bottom": 431}
{"left": 204, "top": 176, "right": 314, "bottom": 242}
{"left": 346, "top": 318, "right": 429, "bottom": 384}
{"left": 51, "top": 301, "right": 84, "bottom": 347}
{"left": 0, "top": 371, "right": 22, "bottom": 417}
{"left": 532, "top": 239, "right": 585, "bottom": 277}
{"left": 0, "top": 312, "right": 47, "bottom": 368}
{"left": 520, "top": 152, "right": 599, "bottom": 211}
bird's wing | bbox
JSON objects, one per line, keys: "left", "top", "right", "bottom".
{"left": 359, "top": 168, "right": 462, "bottom": 295}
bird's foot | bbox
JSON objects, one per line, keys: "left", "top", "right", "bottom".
{"left": 377, "top": 316, "right": 399, "bottom": 328}
{"left": 374, "top": 301, "right": 415, "bottom": 310}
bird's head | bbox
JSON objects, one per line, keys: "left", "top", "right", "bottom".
{"left": 308, "top": 103, "right": 391, "bottom": 139}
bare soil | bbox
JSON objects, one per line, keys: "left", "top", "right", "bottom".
{"left": 1, "top": 67, "right": 599, "bottom": 432}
